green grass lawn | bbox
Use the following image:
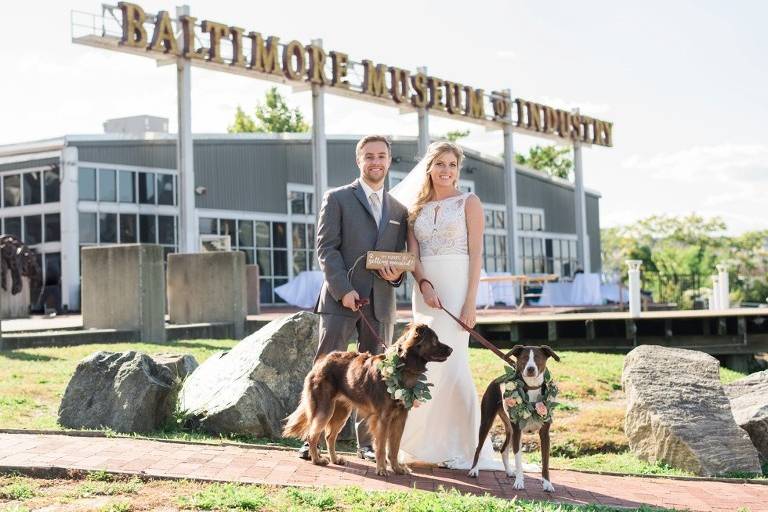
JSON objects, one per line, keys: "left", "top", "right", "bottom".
{"left": 0, "top": 340, "right": 752, "bottom": 479}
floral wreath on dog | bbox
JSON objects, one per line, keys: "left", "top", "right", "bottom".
{"left": 495, "top": 366, "right": 559, "bottom": 424}
{"left": 377, "top": 345, "right": 433, "bottom": 410}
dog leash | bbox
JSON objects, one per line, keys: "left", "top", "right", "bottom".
{"left": 418, "top": 278, "right": 516, "bottom": 368}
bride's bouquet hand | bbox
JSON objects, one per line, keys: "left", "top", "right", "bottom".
{"left": 459, "top": 302, "right": 476, "bottom": 328}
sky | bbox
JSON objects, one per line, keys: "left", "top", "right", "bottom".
{"left": 2, "top": 0, "right": 767, "bottom": 234}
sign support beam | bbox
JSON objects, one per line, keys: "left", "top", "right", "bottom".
{"left": 502, "top": 89, "right": 520, "bottom": 277}
{"left": 416, "top": 66, "right": 429, "bottom": 158}
{"left": 176, "top": 4, "right": 197, "bottom": 253}
{"left": 572, "top": 108, "right": 590, "bottom": 273}
{"left": 311, "top": 38, "right": 328, "bottom": 221}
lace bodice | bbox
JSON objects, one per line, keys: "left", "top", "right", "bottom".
{"left": 413, "top": 193, "right": 470, "bottom": 256}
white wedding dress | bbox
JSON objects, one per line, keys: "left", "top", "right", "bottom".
{"left": 398, "top": 192, "right": 505, "bottom": 470}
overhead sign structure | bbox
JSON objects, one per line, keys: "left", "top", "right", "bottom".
{"left": 72, "top": 2, "right": 613, "bottom": 272}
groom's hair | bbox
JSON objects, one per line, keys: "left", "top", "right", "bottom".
{"left": 355, "top": 135, "right": 391, "bottom": 160}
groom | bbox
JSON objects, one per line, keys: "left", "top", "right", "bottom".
{"left": 299, "top": 135, "right": 409, "bottom": 461}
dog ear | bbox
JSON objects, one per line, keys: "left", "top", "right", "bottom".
{"left": 509, "top": 345, "right": 525, "bottom": 359}
{"left": 541, "top": 345, "right": 560, "bottom": 362}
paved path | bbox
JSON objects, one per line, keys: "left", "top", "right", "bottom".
{"left": 0, "top": 433, "right": 765, "bottom": 511}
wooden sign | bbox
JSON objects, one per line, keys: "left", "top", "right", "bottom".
{"left": 366, "top": 251, "right": 416, "bottom": 272}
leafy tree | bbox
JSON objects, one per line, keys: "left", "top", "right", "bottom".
{"left": 515, "top": 145, "right": 573, "bottom": 180}
{"left": 442, "top": 129, "right": 470, "bottom": 142}
{"left": 228, "top": 87, "right": 309, "bottom": 133}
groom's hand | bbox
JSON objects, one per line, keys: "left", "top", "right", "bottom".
{"left": 378, "top": 263, "right": 403, "bottom": 282}
{"left": 342, "top": 290, "right": 361, "bottom": 311}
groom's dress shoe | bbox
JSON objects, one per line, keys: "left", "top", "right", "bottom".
{"left": 357, "top": 445, "right": 376, "bottom": 462}
{"left": 298, "top": 442, "right": 311, "bottom": 460}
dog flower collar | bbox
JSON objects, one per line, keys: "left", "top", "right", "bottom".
{"left": 497, "top": 367, "right": 559, "bottom": 424}
{"left": 377, "top": 345, "right": 433, "bottom": 410}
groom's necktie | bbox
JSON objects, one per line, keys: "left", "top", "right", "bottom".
{"left": 369, "top": 192, "right": 382, "bottom": 227}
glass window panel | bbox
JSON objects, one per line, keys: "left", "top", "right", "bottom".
{"left": 79, "top": 212, "right": 96, "bottom": 243}
{"left": 307, "top": 224, "right": 316, "bottom": 248}
{"left": 120, "top": 214, "right": 137, "bottom": 243}
{"left": 306, "top": 193, "right": 314, "bottom": 214}
{"left": 257, "top": 249, "right": 272, "bottom": 276}
{"left": 522, "top": 214, "right": 532, "bottom": 231}
{"left": 24, "top": 215, "right": 42, "bottom": 245}
{"left": 495, "top": 210, "right": 505, "bottom": 229}
{"left": 199, "top": 217, "right": 217, "bottom": 235}
{"left": 292, "top": 223, "right": 306, "bottom": 249}
{"left": 4, "top": 217, "right": 20, "bottom": 239}
{"left": 484, "top": 209, "right": 494, "bottom": 228}
{"left": 289, "top": 191, "right": 305, "bottom": 214}
{"left": 44, "top": 213, "right": 60, "bottom": 243}
{"left": 485, "top": 256, "right": 495, "bottom": 273}
{"left": 138, "top": 172, "right": 155, "bottom": 204}
{"left": 139, "top": 214, "right": 156, "bottom": 243}
{"left": 3, "top": 175, "right": 21, "bottom": 207}
{"left": 241, "top": 248, "right": 254, "bottom": 265}
{"left": 532, "top": 238, "right": 543, "bottom": 257}
{"left": 494, "top": 235, "right": 505, "bottom": 259}
{"left": 260, "top": 278, "right": 273, "bottom": 304}
{"left": 524, "top": 256, "right": 533, "bottom": 274}
{"left": 570, "top": 240, "right": 577, "bottom": 260}
{"left": 273, "top": 249, "right": 288, "bottom": 276}
{"left": 517, "top": 213, "right": 523, "bottom": 227}
{"left": 23, "top": 172, "right": 41, "bottom": 205}
{"left": 44, "top": 252, "right": 61, "bottom": 286}
{"left": 99, "top": 213, "right": 117, "bottom": 243}
{"left": 158, "top": 215, "right": 175, "bottom": 245}
{"left": 309, "top": 250, "right": 318, "bottom": 270}
{"left": 78, "top": 168, "right": 96, "bottom": 201}
{"left": 98, "top": 169, "right": 116, "bottom": 202}
{"left": 497, "top": 256, "right": 507, "bottom": 272}
{"left": 272, "top": 222, "right": 287, "bottom": 248}
{"left": 532, "top": 214, "right": 542, "bottom": 231}
{"left": 119, "top": 171, "right": 135, "bottom": 203}
{"left": 554, "top": 260, "right": 562, "bottom": 276}
{"left": 255, "top": 221, "right": 270, "bottom": 247}
{"left": 523, "top": 237, "right": 533, "bottom": 258}
{"left": 219, "top": 219, "right": 236, "bottom": 247}
{"left": 157, "top": 174, "right": 174, "bottom": 205}
{"left": 293, "top": 251, "right": 308, "bottom": 275}
{"left": 484, "top": 235, "right": 494, "bottom": 257}
{"left": 238, "top": 220, "right": 254, "bottom": 247}
{"left": 552, "top": 239, "right": 561, "bottom": 258}
{"left": 44, "top": 167, "right": 60, "bottom": 203}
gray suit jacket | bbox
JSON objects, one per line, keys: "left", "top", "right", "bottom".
{"left": 314, "top": 178, "right": 409, "bottom": 323}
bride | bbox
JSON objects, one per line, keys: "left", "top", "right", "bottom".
{"left": 391, "top": 141, "right": 504, "bottom": 471}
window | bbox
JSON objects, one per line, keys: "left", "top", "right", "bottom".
{"left": 199, "top": 217, "right": 217, "bottom": 235}
{"left": 238, "top": 220, "right": 253, "bottom": 247}
{"left": 79, "top": 212, "right": 97, "bottom": 243}
{"left": 139, "top": 214, "right": 156, "bottom": 243}
{"left": 518, "top": 210, "right": 544, "bottom": 232}
{"left": 158, "top": 215, "right": 175, "bottom": 245}
{"left": 79, "top": 168, "right": 96, "bottom": 200}
{"left": 292, "top": 223, "right": 316, "bottom": 275}
{"left": 24, "top": 215, "right": 42, "bottom": 245}
{"left": 289, "top": 190, "right": 314, "bottom": 215}
{"left": 23, "top": 172, "right": 41, "bottom": 205}
{"left": 157, "top": 174, "right": 174, "bottom": 205}
{"left": 44, "top": 167, "right": 60, "bottom": 203}
{"left": 138, "top": 172, "right": 155, "bottom": 204}
{"left": 119, "top": 171, "right": 135, "bottom": 203}
{"left": 99, "top": 169, "right": 116, "bottom": 202}
{"left": 44, "top": 213, "right": 60, "bottom": 243}
{"left": 99, "top": 213, "right": 117, "bottom": 243}
{"left": 120, "top": 214, "right": 137, "bottom": 243}
{"left": 3, "top": 175, "right": 21, "bottom": 207}
{"left": 219, "top": 219, "right": 236, "bottom": 247}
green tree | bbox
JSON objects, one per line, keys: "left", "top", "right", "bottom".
{"left": 228, "top": 87, "right": 309, "bottom": 133}
{"left": 515, "top": 145, "right": 573, "bottom": 180}
{"left": 442, "top": 129, "right": 470, "bottom": 142}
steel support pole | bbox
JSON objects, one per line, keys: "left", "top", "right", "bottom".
{"left": 502, "top": 89, "right": 519, "bottom": 276}
{"left": 416, "top": 66, "right": 430, "bottom": 158}
{"left": 176, "top": 5, "right": 197, "bottom": 253}
{"left": 311, "top": 39, "right": 328, "bottom": 221}
{"left": 572, "top": 108, "right": 590, "bottom": 273}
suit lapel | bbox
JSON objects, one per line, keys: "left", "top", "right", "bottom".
{"left": 352, "top": 179, "right": 377, "bottom": 226}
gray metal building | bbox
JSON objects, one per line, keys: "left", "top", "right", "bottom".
{"left": 0, "top": 132, "right": 601, "bottom": 310}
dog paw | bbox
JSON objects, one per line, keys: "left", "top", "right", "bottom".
{"left": 331, "top": 456, "right": 346, "bottom": 466}
{"left": 512, "top": 475, "right": 525, "bottom": 490}
{"left": 313, "top": 456, "right": 330, "bottom": 466}
{"left": 376, "top": 467, "right": 389, "bottom": 477}
{"left": 393, "top": 464, "right": 411, "bottom": 475}
{"left": 542, "top": 479, "right": 555, "bottom": 493}
{"left": 467, "top": 467, "right": 479, "bottom": 478}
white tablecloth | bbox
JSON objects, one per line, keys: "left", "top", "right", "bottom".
{"left": 538, "top": 273, "right": 603, "bottom": 306}
{"left": 600, "top": 283, "right": 629, "bottom": 304}
{"left": 275, "top": 270, "right": 324, "bottom": 308}
{"left": 476, "top": 271, "right": 518, "bottom": 307}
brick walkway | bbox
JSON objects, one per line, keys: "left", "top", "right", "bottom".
{"left": 0, "top": 433, "right": 765, "bottom": 511}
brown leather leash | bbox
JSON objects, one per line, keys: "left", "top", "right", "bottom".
{"left": 354, "top": 298, "right": 389, "bottom": 352}
{"left": 419, "top": 278, "right": 517, "bottom": 368}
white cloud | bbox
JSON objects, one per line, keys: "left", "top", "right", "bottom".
{"left": 495, "top": 50, "right": 517, "bottom": 60}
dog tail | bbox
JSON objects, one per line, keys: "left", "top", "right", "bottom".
{"left": 282, "top": 374, "right": 312, "bottom": 440}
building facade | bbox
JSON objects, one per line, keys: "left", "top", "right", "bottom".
{"left": 0, "top": 133, "right": 601, "bottom": 310}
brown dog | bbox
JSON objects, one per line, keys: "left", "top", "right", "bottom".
{"left": 283, "top": 323, "right": 452, "bottom": 476}
{"left": 468, "top": 345, "right": 560, "bottom": 492}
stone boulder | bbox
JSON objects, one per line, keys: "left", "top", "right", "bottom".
{"left": 178, "top": 311, "right": 318, "bottom": 438}
{"left": 152, "top": 353, "right": 199, "bottom": 381}
{"left": 58, "top": 351, "right": 197, "bottom": 433}
{"left": 725, "top": 369, "right": 768, "bottom": 460}
{"left": 622, "top": 345, "right": 761, "bottom": 476}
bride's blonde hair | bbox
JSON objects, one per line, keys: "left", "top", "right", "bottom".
{"left": 408, "top": 141, "right": 465, "bottom": 225}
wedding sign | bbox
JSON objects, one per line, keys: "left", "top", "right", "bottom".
{"left": 366, "top": 251, "right": 416, "bottom": 272}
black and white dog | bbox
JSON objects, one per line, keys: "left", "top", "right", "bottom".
{"left": 468, "top": 345, "right": 560, "bottom": 493}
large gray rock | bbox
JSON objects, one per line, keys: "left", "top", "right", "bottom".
{"left": 725, "top": 370, "right": 768, "bottom": 460}
{"left": 152, "top": 353, "right": 199, "bottom": 381}
{"left": 58, "top": 351, "right": 196, "bottom": 433}
{"left": 622, "top": 345, "right": 761, "bottom": 476}
{"left": 178, "top": 311, "right": 318, "bottom": 438}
